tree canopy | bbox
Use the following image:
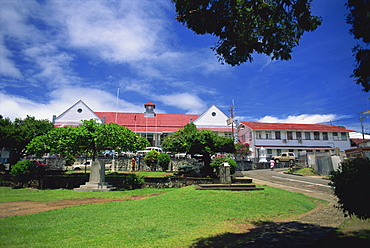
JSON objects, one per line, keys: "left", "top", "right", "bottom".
{"left": 162, "top": 123, "right": 235, "bottom": 176}
{"left": 346, "top": 0, "right": 370, "bottom": 92}
{"left": 27, "top": 119, "right": 149, "bottom": 161}
{"left": 0, "top": 115, "right": 54, "bottom": 165}
{"left": 172, "top": 0, "right": 322, "bottom": 66}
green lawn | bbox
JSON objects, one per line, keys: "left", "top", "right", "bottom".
{"left": 0, "top": 186, "right": 318, "bottom": 248}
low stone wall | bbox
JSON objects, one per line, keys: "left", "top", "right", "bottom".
{"left": 143, "top": 177, "right": 218, "bottom": 188}
{"left": 1, "top": 172, "right": 245, "bottom": 189}
{"left": 44, "top": 157, "right": 196, "bottom": 171}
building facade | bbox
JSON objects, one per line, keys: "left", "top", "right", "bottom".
{"left": 238, "top": 122, "right": 354, "bottom": 161}
{"left": 54, "top": 100, "right": 355, "bottom": 156}
{"left": 54, "top": 100, "right": 234, "bottom": 147}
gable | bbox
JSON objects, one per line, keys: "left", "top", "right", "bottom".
{"left": 54, "top": 100, "right": 101, "bottom": 126}
{"left": 193, "top": 105, "right": 230, "bottom": 127}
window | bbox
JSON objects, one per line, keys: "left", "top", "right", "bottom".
{"left": 289, "top": 149, "right": 294, "bottom": 152}
{"left": 277, "top": 149, "right": 281, "bottom": 155}
{"left": 287, "top": 131, "right": 293, "bottom": 140}
{"left": 323, "top": 132, "right": 328, "bottom": 140}
{"left": 296, "top": 132, "right": 302, "bottom": 140}
{"left": 77, "top": 108, "right": 83, "bottom": 113}
{"left": 265, "top": 131, "right": 271, "bottom": 139}
{"left": 305, "top": 132, "right": 311, "bottom": 140}
{"left": 341, "top": 132, "right": 347, "bottom": 141}
{"left": 333, "top": 132, "right": 339, "bottom": 141}
{"left": 314, "top": 132, "right": 320, "bottom": 140}
{"left": 267, "top": 149, "right": 272, "bottom": 155}
{"left": 257, "top": 131, "right": 262, "bottom": 139}
{"left": 275, "top": 131, "right": 281, "bottom": 139}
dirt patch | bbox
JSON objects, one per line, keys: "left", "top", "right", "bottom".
{"left": 0, "top": 193, "right": 164, "bottom": 218}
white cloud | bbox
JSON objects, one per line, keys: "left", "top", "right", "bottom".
{"left": 155, "top": 93, "right": 206, "bottom": 114}
{"left": 258, "top": 114, "right": 339, "bottom": 124}
{"left": 0, "top": 87, "right": 145, "bottom": 121}
{"left": 121, "top": 79, "right": 207, "bottom": 114}
{"left": 0, "top": 41, "right": 22, "bottom": 78}
{"left": 52, "top": 0, "right": 170, "bottom": 63}
{"left": 349, "top": 132, "right": 370, "bottom": 139}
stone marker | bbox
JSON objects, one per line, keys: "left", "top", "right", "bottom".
{"left": 219, "top": 162, "right": 232, "bottom": 184}
{"left": 74, "top": 160, "right": 115, "bottom": 192}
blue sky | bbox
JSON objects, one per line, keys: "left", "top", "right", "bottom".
{"left": 0, "top": 0, "right": 369, "bottom": 134}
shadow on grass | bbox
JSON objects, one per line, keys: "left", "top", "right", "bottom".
{"left": 190, "top": 221, "right": 370, "bottom": 248}
{"left": 308, "top": 229, "right": 370, "bottom": 248}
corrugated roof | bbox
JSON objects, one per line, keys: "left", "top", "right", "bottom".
{"left": 240, "top": 122, "right": 355, "bottom": 132}
{"left": 95, "top": 112, "right": 200, "bottom": 133}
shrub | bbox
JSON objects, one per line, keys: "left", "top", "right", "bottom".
{"left": 210, "top": 157, "right": 237, "bottom": 175}
{"left": 144, "top": 150, "right": 160, "bottom": 171}
{"left": 157, "top": 153, "right": 171, "bottom": 171}
{"left": 10, "top": 160, "right": 36, "bottom": 187}
{"left": 123, "top": 173, "right": 144, "bottom": 190}
{"left": 330, "top": 157, "right": 370, "bottom": 219}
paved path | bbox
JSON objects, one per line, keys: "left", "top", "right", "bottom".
{"left": 239, "top": 169, "right": 347, "bottom": 247}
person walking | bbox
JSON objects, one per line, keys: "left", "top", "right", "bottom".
{"left": 269, "top": 159, "right": 275, "bottom": 171}
{"left": 131, "top": 157, "right": 136, "bottom": 171}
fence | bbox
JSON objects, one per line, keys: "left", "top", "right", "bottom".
{"left": 44, "top": 156, "right": 196, "bottom": 172}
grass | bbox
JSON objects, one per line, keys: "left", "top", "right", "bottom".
{"left": 285, "top": 166, "right": 320, "bottom": 176}
{"left": 0, "top": 185, "right": 317, "bottom": 247}
{"left": 309, "top": 217, "right": 370, "bottom": 247}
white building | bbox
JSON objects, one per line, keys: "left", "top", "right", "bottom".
{"left": 238, "top": 122, "right": 354, "bottom": 161}
{"left": 54, "top": 100, "right": 234, "bottom": 147}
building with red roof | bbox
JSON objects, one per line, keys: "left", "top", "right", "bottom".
{"left": 53, "top": 100, "right": 355, "bottom": 157}
{"left": 238, "top": 122, "right": 354, "bottom": 161}
{"left": 54, "top": 100, "right": 234, "bottom": 147}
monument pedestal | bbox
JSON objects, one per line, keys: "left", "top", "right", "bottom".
{"left": 73, "top": 182, "right": 115, "bottom": 192}
{"left": 74, "top": 160, "right": 116, "bottom": 192}
{"left": 259, "top": 147, "right": 268, "bottom": 163}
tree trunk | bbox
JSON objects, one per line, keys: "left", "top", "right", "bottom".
{"left": 201, "top": 153, "right": 216, "bottom": 178}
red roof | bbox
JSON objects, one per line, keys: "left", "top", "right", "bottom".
{"left": 351, "top": 138, "right": 370, "bottom": 146}
{"left": 240, "top": 122, "right": 354, "bottom": 132}
{"left": 95, "top": 112, "right": 200, "bottom": 133}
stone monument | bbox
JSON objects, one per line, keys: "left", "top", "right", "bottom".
{"left": 74, "top": 160, "right": 115, "bottom": 192}
{"left": 219, "top": 162, "right": 232, "bottom": 184}
{"left": 259, "top": 147, "right": 268, "bottom": 163}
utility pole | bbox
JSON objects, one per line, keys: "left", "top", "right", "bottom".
{"left": 228, "top": 100, "right": 238, "bottom": 143}
{"left": 358, "top": 111, "right": 369, "bottom": 141}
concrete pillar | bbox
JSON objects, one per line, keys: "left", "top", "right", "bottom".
{"left": 220, "top": 162, "right": 231, "bottom": 184}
